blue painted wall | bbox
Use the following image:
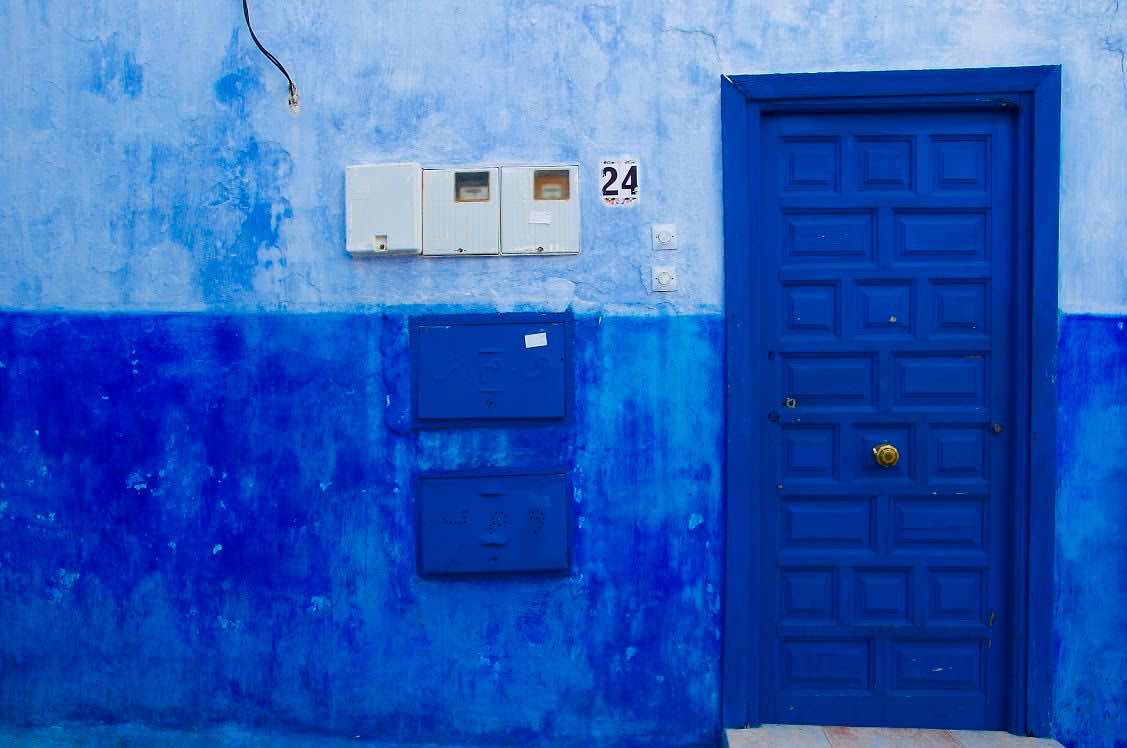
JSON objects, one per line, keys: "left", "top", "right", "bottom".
{"left": 3, "top": 0, "right": 1126, "bottom": 314}
{"left": 1053, "top": 315, "right": 1127, "bottom": 748}
{"left": 0, "top": 0, "right": 1125, "bottom": 745}
{"left": 0, "top": 312, "right": 722, "bottom": 747}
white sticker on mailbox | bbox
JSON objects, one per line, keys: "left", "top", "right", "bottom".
{"left": 600, "top": 158, "right": 639, "bottom": 207}
{"left": 529, "top": 210, "right": 552, "bottom": 225}
{"left": 524, "top": 332, "right": 548, "bottom": 349}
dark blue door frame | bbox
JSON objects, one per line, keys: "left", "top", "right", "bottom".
{"left": 720, "top": 66, "right": 1060, "bottom": 737}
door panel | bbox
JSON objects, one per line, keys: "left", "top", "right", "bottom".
{"left": 758, "top": 110, "right": 1014, "bottom": 728}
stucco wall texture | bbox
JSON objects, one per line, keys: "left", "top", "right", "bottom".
{"left": 1, "top": 0, "right": 1126, "bottom": 314}
{"left": 0, "top": 312, "right": 723, "bottom": 747}
{"left": 0, "top": 1, "right": 1125, "bottom": 747}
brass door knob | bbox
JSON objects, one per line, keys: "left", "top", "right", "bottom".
{"left": 873, "top": 443, "right": 900, "bottom": 468}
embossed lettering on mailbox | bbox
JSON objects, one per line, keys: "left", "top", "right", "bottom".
{"left": 411, "top": 314, "right": 572, "bottom": 426}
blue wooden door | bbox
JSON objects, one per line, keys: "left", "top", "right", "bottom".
{"left": 757, "top": 109, "right": 1015, "bottom": 728}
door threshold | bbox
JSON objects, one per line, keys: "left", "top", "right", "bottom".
{"left": 726, "top": 725, "right": 1062, "bottom": 747}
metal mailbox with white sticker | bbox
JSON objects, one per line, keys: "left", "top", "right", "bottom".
{"left": 410, "top": 313, "right": 574, "bottom": 427}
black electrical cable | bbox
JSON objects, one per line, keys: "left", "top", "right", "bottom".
{"left": 241, "top": 0, "right": 300, "bottom": 112}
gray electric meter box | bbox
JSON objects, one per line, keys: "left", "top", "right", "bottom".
{"left": 500, "top": 165, "right": 580, "bottom": 255}
{"left": 422, "top": 167, "right": 501, "bottom": 256}
{"left": 345, "top": 162, "right": 423, "bottom": 256}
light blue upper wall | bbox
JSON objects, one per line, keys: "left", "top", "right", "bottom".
{"left": 0, "top": 0, "right": 1124, "bottom": 314}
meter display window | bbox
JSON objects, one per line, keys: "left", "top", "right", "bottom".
{"left": 533, "top": 169, "right": 570, "bottom": 200}
{"left": 455, "top": 171, "right": 491, "bottom": 202}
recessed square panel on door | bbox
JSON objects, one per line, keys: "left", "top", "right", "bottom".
{"left": 779, "top": 568, "right": 837, "bottom": 624}
{"left": 783, "top": 210, "right": 875, "bottom": 264}
{"left": 930, "top": 135, "right": 990, "bottom": 194}
{"left": 780, "top": 423, "right": 840, "bottom": 482}
{"left": 891, "top": 640, "right": 984, "bottom": 691}
{"left": 895, "top": 211, "right": 988, "bottom": 262}
{"left": 854, "top": 281, "right": 914, "bottom": 337}
{"left": 855, "top": 135, "right": 915, "bottom": 191}
{"left": 928, "top": 279, "right": 989, "bottom": 338}
{"left": 780, "top": 639, "right": 872, "bottom": 691}
{"left": 779, "top": 496, "right": 875, "bottom": 551}
{"left": 928, "top": 423, "right": 988, "bottom": 481}
{"left": 781, "top": 136, "right": 841, "bottom": 192}
{"left": 894, "top": 353, "right": 986, "bottom": 407}
{"left": 783, "top": 281, "right": 841, "bottom": 338}
{"left": 781, "top": 353, "right": 877, "bottom": 409}
{"left": 853, "top": 568, "right": 912, "bottom": 625}
{"left": 929, "top": 567, "right": 986, "bottom": 623}
{"left": 411, "top": 313, "right": 572, "bottom": 427}
{"left": 891, "top": 495, "right": 986, "bottom": 549}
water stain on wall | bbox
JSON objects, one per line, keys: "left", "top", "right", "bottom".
{"left": 86, "top": 33, "right": 142, "bottom": 100}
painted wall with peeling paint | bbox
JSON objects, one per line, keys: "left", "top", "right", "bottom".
{"left": 3, "top": 1, "right": 1127, "bottom": 314}
{"left": 0, "top": 1, "right": 1125, "bottom": 746}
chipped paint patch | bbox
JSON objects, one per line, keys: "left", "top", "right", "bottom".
{"left": 48, "top": 568, "right": 81, "bottom": 603}
{"left": 86, "top": 33, "right": 143, "bottom": 100}
{"left": 126, "top": 471, "right": 148, "bottom": 491}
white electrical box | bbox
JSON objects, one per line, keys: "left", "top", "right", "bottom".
{"left": 345, "top": 162, "right": 422, "bottom": 256}
{"left": 652, "top": 223, "right": 678, "bottom": 250}
{"left": 652, "top": 265, "right": 678, "bottom": 292}
{"left": 422, "top": 167, "right": 501, "bottom": 256}
{"left": 500, "top": 165, "right": 580, "bottom": 255}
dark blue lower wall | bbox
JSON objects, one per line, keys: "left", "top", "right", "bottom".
{"left": 0, "top": 312, "right": 723, "bottom": 747}
{"left": 1053, "top": 314, "right": 1127, "bottom": 748}
{"left": 1, "top": 310, "right": 1124, "bottom": 747}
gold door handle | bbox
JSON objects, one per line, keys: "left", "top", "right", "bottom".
{"left": 873, "top": 443, "right": 900, "bottom": 468}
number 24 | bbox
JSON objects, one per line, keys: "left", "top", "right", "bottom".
{"left": 601, "top": 164, "right": 638, "bottom": 196}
